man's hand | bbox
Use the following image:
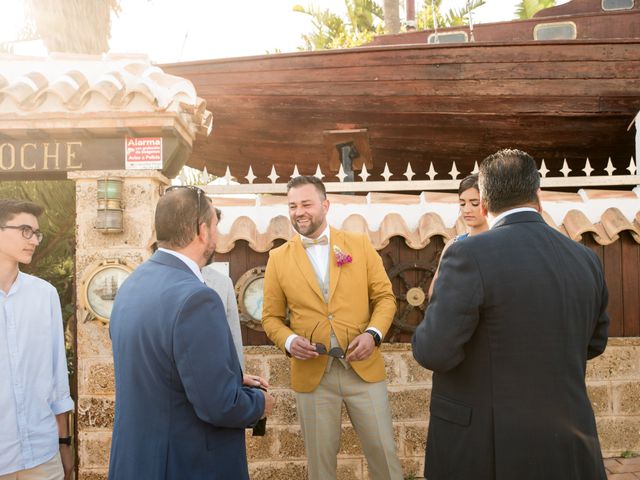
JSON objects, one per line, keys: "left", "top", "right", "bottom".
{"left": 243, "top": 373, "right": 269, "bottom": 390}
{"left": 290, "top": 336, "right": 319, "bottom": 360}
{"left": 59, "top": 444, "right": 74, "bottom": 480}
{"left": 261, "top": 390, "right": 276, "bottom": 419}
{"left": 345, "top": 332, "right": 375, "bottom": 362}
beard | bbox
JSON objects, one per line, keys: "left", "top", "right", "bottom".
{"left": 291, "top": 215, "right": 324, "bottom": 237}
{"left": 203, "top": 244, "right": 215, "bottom": 266}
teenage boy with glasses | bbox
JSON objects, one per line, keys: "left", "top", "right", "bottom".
{"left": 0, "top": 199, "right": 74, "bottom": 480}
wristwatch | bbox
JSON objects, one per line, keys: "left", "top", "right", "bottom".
{"left": 365, "top": 329, "right": 382, "bottom": 347}
{"left": 58, "top": 436, "right": 72, "bottom": 445}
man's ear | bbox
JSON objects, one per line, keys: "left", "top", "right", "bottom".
{"left": 195, "top": 222, "right": 205, "bottom": 242}
{"left": 480, "top": 200, "right": 488, "bottom": 218}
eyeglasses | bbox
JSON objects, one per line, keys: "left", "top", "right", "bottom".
{"left": 309, "top": 323, "right": 350, "bottom": 359}
{"left": 165, "top": 185, "right": 205, "bottom": 235}
{"left": 0, "top": 224, "right": 44, "bottom": 242}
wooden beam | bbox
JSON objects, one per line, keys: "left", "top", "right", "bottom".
{"left": 202, "top": 176, "right": 640, "bottom": 195}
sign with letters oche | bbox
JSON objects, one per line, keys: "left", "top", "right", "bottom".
{"left": 125, "top": 137, "right": 163, "bottom": 170}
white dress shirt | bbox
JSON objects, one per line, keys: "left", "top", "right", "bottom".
{"left": 489, "top": 207, "right": 538, "bottom": 229}
{"left": 158, "top": 247, "right": 205, "bottom": 282}
{"left": 301, "top": 226, "right": 331, "bottom": 284}
{"left": 284, "top": 226, "right": 381, "bottom": 352}
{"left": 0, "top": 272, "right": 74, "bottom": 475}
{"left": 285, "top": 226, "right": 331, "bottom": 352}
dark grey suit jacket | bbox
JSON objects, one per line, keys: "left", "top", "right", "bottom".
{"left": 109, "top": 251, "right": 264, "bottom": 480}
{"left": 412, "top": 211, "right": 609, "bottom": 480}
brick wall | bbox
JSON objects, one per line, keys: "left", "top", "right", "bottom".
{"left": 76, "top": 339, "right": 640, "bottom": 479}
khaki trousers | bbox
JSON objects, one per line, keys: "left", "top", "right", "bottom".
{"left": 296, "top": 362, "right": 403, "bottom": 480}
{"left": 0, "top": 453, "right": 63, "bottom": 480}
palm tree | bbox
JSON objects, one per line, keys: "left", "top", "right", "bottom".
{"left": 294, "top": 0, "right": 384, "bottom": 50}
{"left": 515, "top": 0, "right": 556, "bottom": 19}
{"left": 346, "top": 0, "right": 385, "bottom": 35}
{"left": 25, "top": 0, "right": 121, "bottom": 54}
{"left": 383, "top": 0, "right": 401, "bottom": 34}
{"left": 416, "top": 0, "right": 486, "bottom": 30}
{"left": 294, "top": 5, "right": 348, "bottom": 50}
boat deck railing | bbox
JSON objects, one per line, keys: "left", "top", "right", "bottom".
{"left": 200, "top": 156, "right": 639, "bottom": 195}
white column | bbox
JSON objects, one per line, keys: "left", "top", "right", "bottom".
{"left": 636, "top": 111, "right": 640, "bottom": 163}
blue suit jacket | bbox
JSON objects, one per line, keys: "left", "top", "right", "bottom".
{"left": 108, "top": 251, "right": 264, "bottom": 480}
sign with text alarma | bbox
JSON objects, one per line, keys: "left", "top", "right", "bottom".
{"left": 125, "top": 137, "right": 163, "bottom": 170}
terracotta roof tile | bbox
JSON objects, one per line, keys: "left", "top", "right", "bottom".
{"left": 0, "top": 54, "right": 212, "bottom": 141}
{"left": 601, "top": 207, "right": 640, "bottom": 243}
{"left": 211, "top": 191, "right": 640, "bottom": 252}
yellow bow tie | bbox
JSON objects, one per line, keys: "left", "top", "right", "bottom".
{"left": 302, "top": 235, "right": 328, "bottom": 248}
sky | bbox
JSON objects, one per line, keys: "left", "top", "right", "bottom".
{"left": 0, "top": 0, "right": 568, "bottom": 63}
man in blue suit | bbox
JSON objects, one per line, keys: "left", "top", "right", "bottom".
{"left": 109, "top": 186, "right": 273, "bottom": 480}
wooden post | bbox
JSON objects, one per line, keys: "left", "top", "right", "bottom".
{"left": 406, "top": 0, "right": 416, "bottom": 29}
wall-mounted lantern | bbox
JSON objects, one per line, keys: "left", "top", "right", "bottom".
{"left": 96, "top": 177, "right": 124, "bottom": 233}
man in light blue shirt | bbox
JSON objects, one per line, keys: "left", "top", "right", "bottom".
{"left": 201, "top": 208, "right": 245, "bottom": 368}
{"left": 0, "top": 199, "right": 74, "bottom": 480}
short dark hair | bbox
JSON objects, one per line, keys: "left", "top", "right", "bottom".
{"left": 0, "top": 199, "right": 44, "bottom": 225}
{"left": 155, "top": 187, "right": 213, "bottom": 249}
{"left": 286, "top": 175, "right": 327, "bottom": 200}
{"left": 214, "top": 208, "right": 222, "bottom": 222}
{"left": 479, "top": 149, "right": 540, "bottom": 214}
{"left": 458, "top": 174, "right": 479, "bottom": 196}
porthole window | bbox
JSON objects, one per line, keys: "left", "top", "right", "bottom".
{"left": 602, "top": 0, "right": 634, "bottom": 11}
{"left": 533, "top": 22, "right": 577, "bottom": 41}
{"left": 427, "top": 32, "right": 468, "bottom": 44}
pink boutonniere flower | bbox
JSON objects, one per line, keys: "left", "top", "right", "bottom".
{"left": 333, "top": 245, "right": 352, "bottom": 267}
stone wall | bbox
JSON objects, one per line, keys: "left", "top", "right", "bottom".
{"left": 75, "top": 338, "right": 640, "bottom": 479}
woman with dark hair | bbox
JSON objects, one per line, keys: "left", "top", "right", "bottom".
{"left": 428, "top": 173, "right": 488, "bottom": 298}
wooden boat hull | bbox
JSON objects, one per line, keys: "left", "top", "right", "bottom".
{"left": 163, "top": 39, "right": 640, "bottom": 181}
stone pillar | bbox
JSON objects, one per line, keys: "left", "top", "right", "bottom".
{"left": 68, "top": 170, "right": 168, "bottom": 480}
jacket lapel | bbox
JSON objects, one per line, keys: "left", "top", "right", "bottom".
{"left": 291, "top": 236, "right": 325, "bottom": 302}
{"left": 328, "top": 227, "right": 342, "bottom": 302}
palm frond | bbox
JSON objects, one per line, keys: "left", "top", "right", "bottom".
{"left": 25, "top": 0, "right": 120, "bottom": 54}
{"left": 443, "top": 0, "right": 486, "bottom": 27}
{"left": 515, "top": 0, "right": 556, "bottom": 19}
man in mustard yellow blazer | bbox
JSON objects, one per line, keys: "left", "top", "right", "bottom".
{"left": 262, "top": 176, "right": 403, "bottom": 480}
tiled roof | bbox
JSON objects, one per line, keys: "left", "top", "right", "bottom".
{"left": 211, "top": 188, "right": 640, "bottom": 252}
{"left": 0, "top": 53, "right": 212, "bottom": 141}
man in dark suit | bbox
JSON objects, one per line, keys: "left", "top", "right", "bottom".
{"left": 109, "top": 186, "right": 274, "bottom": 480}
{"left": 412, "top": 149, "right": 609, "bottom": 480}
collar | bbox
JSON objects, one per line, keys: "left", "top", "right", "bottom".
{"left": 489, "top": 207, "right": 538, "bottom": 229}
{"left": 1, "top": 270, "right": 23, "bottom": 297}
{"left": 157, "top": 248, "right": 204, "bottom": 282}
{"left": 300, "top": 225, "right": 331, "bottom": 244}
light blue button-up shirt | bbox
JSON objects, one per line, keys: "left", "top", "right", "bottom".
{"left": 0, "top": 272, "right": 74, "bottom": 475}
